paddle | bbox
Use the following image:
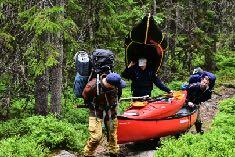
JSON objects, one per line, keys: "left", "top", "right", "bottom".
{"left": 119, "top": 95, "right": 150, "bottom": 102}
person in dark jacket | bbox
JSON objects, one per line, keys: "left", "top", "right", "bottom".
{"left": 122, "top": 58, "right": 172, "bottom": 97}
{"left": 186, "top": 75, "right": 212, "bottom": 134}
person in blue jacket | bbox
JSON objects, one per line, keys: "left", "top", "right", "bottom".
{"left": 122, "top": 58, "right": 172, "bottom": 97}
{"left": 189, "top": 67, "right": 216, "bottom": 90}
{"left": 186, "top": 75, "right": 213, "bottom": 134}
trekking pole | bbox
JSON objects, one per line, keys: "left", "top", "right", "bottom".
{"left": 119, "top": 95, "right": 150, "bottom": 102}
{"left": 97, "top": 73, "right": 100, "bottom": 95}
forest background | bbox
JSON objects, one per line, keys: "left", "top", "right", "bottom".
{"left": 0, "top": 0, "right": 234, "bottom": 156}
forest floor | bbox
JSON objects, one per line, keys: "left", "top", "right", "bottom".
{"left": 53, "top": 85, "right": 235, "bottom": 157}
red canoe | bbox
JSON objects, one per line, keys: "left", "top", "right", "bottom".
{"left": 122, "top": 90, "right": 187, "bottom": 120}
{"left": 117, "top": 107, "right": 198, "bottom": 144}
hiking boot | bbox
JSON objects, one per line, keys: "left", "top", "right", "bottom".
{"left": 200, "top": 130, "right": 204, "bottom": 135}
{"left": 195, "top": 122, "right": 203, "bottom": 133}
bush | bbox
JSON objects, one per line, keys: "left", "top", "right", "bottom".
{"left": 0, "top": 136, "right": 49, "bottom": 157}
{"left": 155, "top": 97, "right": 235, "bottom": 157}
{"left": 0, "top": 115, "right": 89, "bottom": 157}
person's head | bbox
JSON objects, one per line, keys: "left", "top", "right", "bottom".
{"left": 138, "top": 58, "right": 147, "bottom": 70}
{"left": 200, "top": 76, "right": 210, "bottom": 90}
{"left": 102, "top": 73, "right": 126, "bottom": 89}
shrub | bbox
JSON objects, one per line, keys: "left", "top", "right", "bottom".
{"left": 155, "top": 97, "right": 235, "bottom": 157}
{"left": 0, "top": 115, "right": 89, "bottom": 156}
{"left": 0, "top": 136, "right": 49, "bottom": 157}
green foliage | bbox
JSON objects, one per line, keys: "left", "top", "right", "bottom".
{"left": 61, "top": 88, "right": 89, "bottom": 125}
{"left": 168, "top": 80, "right": 185, "bottom": 91}
{"left": 154, "top": 13, "right": 165, "bottom": 24}
{"left": 155, "top": 97, "right": 235, "bottom": 157}
{"left": 19, "top": 5, "right": 78, "bottom": 76}
{"left": 215, "top": 98, "right": 235, "bottom": 116}
{"left": 20, "top": 6, "right": 65, "bottom": 35}
{"left": 215, "top": 50, "right": 235, "bottom": 84}
{"left": 0, "top": 136, "right": 49, "bottom": 157}
{"left": 0, "top": 115, "right": 89, "bottom": 156}
{"left": 0, "top": 31, "right": 15, "bottom": 50}
{"left": 1, "top": 0, "right": 235, "bottom": 156}
{"left": 9, "top": 98, "right": 35, "bottom": 118}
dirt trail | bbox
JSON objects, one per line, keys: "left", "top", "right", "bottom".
{"left": 53, "top": 86, "right": 235, "bottom": 157}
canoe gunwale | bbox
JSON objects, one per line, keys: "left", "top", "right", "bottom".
{"left": 118, "top": 107, "right": 197, "bottom": 121}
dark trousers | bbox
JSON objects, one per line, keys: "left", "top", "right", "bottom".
{"left": 195, "top": 104, "right": 203, "bottom": 133}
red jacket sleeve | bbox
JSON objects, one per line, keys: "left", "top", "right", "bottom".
{"left": 82, "top": 78, "right": 96, "bottom": 103}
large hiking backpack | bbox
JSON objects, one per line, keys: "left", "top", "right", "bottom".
{"left": 90, "top": 49, "right": 115, "bottom": 95}
{"left": 74, "top": 51, "right": 91, "bottom": 98}
{"left": 74, "top": 49, "right": 115, "bottom": 98}
{"left": 91, "top": 49, "right": 115, "bottom": 74}
{"left": 189, "top": 70, "right": 216, "bottom": 90}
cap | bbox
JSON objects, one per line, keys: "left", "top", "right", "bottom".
{"left": 106, "top": 73, "right": 126, "bottom": 88}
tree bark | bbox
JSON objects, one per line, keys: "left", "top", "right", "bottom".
{"left": 87, "top": 0, "right": 94, "bottom": 40}
{"left": 50, "top": 0, "right": 64, "bottom": 115}
{"left": 153, "top": 0, "right": 157, "bottom": 16}
{"left": 34, "top": 0, "right": 51, "bottom": 116}
{"left": 35, "top": 70, "right": 49, "bottom": 115}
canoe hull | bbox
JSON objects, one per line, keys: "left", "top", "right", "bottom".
{"left": 117, "top": 108, "right": 197, "bottom": 144}
{"left": 123, "top": 91, "right": 187, "bottom": 120}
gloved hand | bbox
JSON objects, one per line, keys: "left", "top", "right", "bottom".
{"left": 188, "top": 102, "right": 194, "bottom": 108}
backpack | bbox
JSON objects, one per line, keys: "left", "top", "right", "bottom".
{"left": 91, "top": 49, "right": 114, "bottom": 74}
{"left": 75, "top": 51, "right": 90, "bottom": 76}
{"left": 74, "top": 51, "right": 91, "bottom": 98}
{"left": 90, "top": 49, "right": 115, "bottom": 95}
{"left": 189, "top": 71, "right": 216, "bottom": 90}
{"left": 74, "top": 49, "right": 115, "bottom": 98}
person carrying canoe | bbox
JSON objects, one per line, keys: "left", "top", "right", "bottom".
{"left": 189, "top": 67, "right": 216, "bottom": 90}
{"left": 122, "top": 58, "right": 172, "bottom": 97}
{"left": 185, "top": 72, "right": 215, "bottom": 134}
{"left": 82, "top": 73, "right": 126, "bottom": 157}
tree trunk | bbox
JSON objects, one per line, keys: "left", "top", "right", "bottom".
{"left": 153, "top": 0, "right": 157, "bottom": 16}
{"left": 204, "top": 26, "right": 218, "bottom": 71}
{"left": 87, "top": 0, "right": 94, "bottom": 40}
{"left": 170, "top": 3, "right": 179, "bottom": 73}
{"left": 50, "top": 55, "right": 63, "bottom": 115}
{"left": 35, "top": 70, "right": 49, "bottom": 115}
{"left": 34, "top": 0, "right": 50, "bottom": 116}
{"left": 204, "top": 48, "right": 217, "bottom": 71}
{"left": 50, "top": 0, "right": 64, "bottom": 115}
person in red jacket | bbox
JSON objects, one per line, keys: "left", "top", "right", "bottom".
{"left": 82, "top": 73, "right": 126, "bottom": 157}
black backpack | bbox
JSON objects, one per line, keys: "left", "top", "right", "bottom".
{"left": 91, "top": 49, "right": 115, "bottom": 74}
